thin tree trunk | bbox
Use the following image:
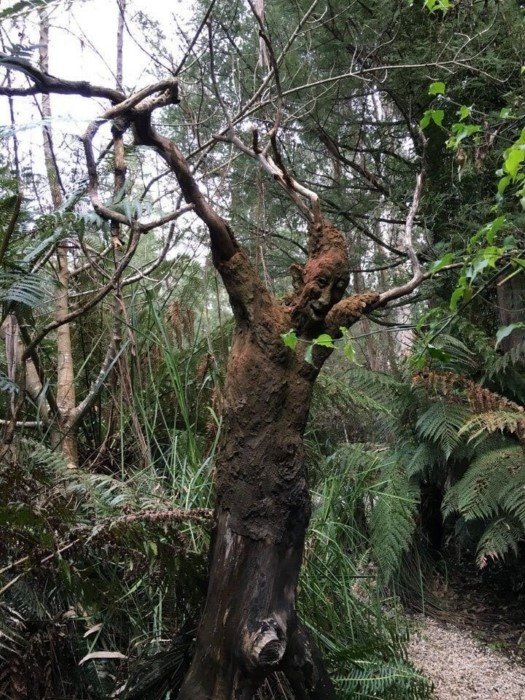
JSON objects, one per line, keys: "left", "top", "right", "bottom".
{"left": 39, "top": 11, "right": 77, "bottom": 468}
{"left": 497, "top": 273, "right": 525, "bottom": 353}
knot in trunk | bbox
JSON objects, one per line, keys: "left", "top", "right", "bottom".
{"left": 243, "top": 616, "right": 287, "bottom": 669}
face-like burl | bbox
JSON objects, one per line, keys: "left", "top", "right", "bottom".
{"left": 290, "top": 249, "right": 350, "bottom": 332}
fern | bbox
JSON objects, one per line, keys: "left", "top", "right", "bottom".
{"left": 476, "top": 518, "right": 524, "bottom": 568}
{"left": 0, "top": 269, "right": 54, "bottom": 309}
{"left": 487, "top": 340, "right": 525, "bottom": 378}
{"left": 371, "top": 454, "right": 419, "bottom": 584}
{"left": 416, "top": 401, "right": 471, "bottom": 459}
{"left": 335, "top": 658, "right": 432, "bottom": 699}
{"left": 443, "top": 441, "right": 524, "bottom": 522}
{"left": 459, "top": 410, "right": 525, "bottom": 443}
{"left": 429, "top": 333, "right": 479, "bottom": 372}
{"left": 406, "top": 441, "right": 443, "bottom": 480}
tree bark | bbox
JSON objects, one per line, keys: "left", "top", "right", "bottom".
{"left": 176, "top": 237, "right": 376, "bottom": 698}
{"left": 39, "top": 11, "right": 78, "bottom": 469}
{"left": 497, "top": 272, "right": 525, "bottom": 353}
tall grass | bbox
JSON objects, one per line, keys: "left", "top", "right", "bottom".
{"left": 1, "top": 290, "right": 431, "bottom": 698}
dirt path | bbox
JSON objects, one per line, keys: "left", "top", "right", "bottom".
{"left": 408, "top": 616, "right": 525, "bottom": 699}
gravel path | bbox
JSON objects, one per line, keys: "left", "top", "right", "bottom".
{"left": 408, "top": 616, "right": 525, "bottom": 699}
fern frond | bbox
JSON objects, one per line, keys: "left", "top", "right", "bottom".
{"left": 406, "top": 441, "right": 444, "bottom": 480}
{"left": 371, "top": 454, "right": 419, "bottom": 583}
{"left": 430, "top": 333, "right": 479, "bottom": 372}
{"left": 459, "top": 410, "right": 525, "bottom": 443}
{"left": 487, "top": 340, "right": 525, "bottom": 378}
{"left": 416, "top": 401, "right": 471, "bottom": 459}
{"left": 443, "top": 442, "right": 524, "bottom": 522}
{"left": 335, "top": 657, "right": 432, "bottom": 699}
{"left": 0, "top": 269, "right": 54, "bottom": 309}
{"left": 476, "top": 518, "right": 523, "bottom": 568}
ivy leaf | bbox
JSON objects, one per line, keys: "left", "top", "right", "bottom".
{"left": 420, "top": 109, "right": 445, "bottom": 130}
{"left": 420, "top": 111, "right": 432, "bottom": 129}
{"left": 503, "top": 146, "right": 525, "bottom": 179}
{"left": 281, "top": 329, "right": 298, "bottom": 350}
{"left": 450, "top": 285, "right": 466, "bottom": 311}
{"left": 313, "top": 333, "right": 335, "bottom": 348}
{"left": 424, "top": 0, "right": 451, "bottom": 12}
{"left": 458, "top": 105, "right": 471, "bottom": 121}
{"left": 484, "top": 216, "right": 506, "bottom": 244}
{"left": 431, "top": 109, "right": 444, "bottom": 127}
{"left": 498, "top": 175, "right": 511, "bottom": 196}
{"left": 495, "top": 323, "right": 525, "bottom": 348}
{"left": 428, "top": 81, "right": 446, "bottom": 96}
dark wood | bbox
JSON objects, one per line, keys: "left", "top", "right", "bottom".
{"left": 177, "top": 238, "right": 373, "bottom": 697}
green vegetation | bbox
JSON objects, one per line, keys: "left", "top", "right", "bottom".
{"left": 0, "top": 0, "right": 523, "bottom": 697}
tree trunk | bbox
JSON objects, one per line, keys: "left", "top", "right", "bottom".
{"left": 39, "top": 11, "right": 78, "bottom": 468}
{"left": 178, "top": 251, "right": 338, "bottom": 698}
{"left": 497, "top": 272, "right": 525, "bottom": 353}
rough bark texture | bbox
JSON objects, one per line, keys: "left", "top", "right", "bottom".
{"left": 178, "top": 223, "right": 378, "bottom": 699}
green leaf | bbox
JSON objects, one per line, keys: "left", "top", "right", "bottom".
{"left": 428, "top": 81, "right": 446, "bottom": 96}
{"left": 427, "top": 344, "right": 452, "bottom": 362}
{"left": 281, "top": 329, "right": 298, "bottom": 350}
{"left": 424, "top": 0, "right": 451, "bottom": 12}
{"left": 450, "top": 286, "right": 465, "bottom": 311}
{"left": 498, "top": 175, "right": 511, "bottom": 195}
{"left": 484, "top": 216, "right": 506, "bottom": 244}
{"left": 450, "top": 123, "right": 481, "bottom": 145}
{"left": 458, "top": 105, "right": 471, "bottom": 121}
{"left": 430, "top": 253, "right": 454, "bottom": 273}
{"left": 420, "top": 111, "right": 432, "bottom": 129}
{"left": 420, "top": 109, "right": 445, "bottom": 130}
{"left": 495, "top": 324, "right": 525, "bottom": 348}
{"left": 503, "top": 146, "right": 524, "bottom": 179}
{"left": 304, "top": 344, "right": 314, "bottom": 365}
{"left": 431, "top": 109, "right": 444, "bottom": 127}
{"left": 343, "top": 341, "right": 356, "bottom": 363}
{"left": 313, "top": 333, "right": 335, "bottom": 348}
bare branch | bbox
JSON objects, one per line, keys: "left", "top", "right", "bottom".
{"left": 378, "top": 165, "right": 426, "bottom": 305}
{"left": 0, "top": 52, "right": 124, "bottom": 102}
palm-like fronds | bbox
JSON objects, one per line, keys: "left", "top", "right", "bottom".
{"left": 416, "top": 402, "right": 471, "bottom": 460}
{"left": 443, "top": 441, "right": 524, "bottom": 522}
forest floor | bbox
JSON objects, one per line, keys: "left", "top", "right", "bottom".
{"left": 407, "top": 559, "right": 525, "bottom": 699}
{"left": 408, "top": 616, "right": 525, "bottom": 699}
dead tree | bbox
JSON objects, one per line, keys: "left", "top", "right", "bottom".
{"left": 0, "top": 43, "right": 436, "bottom": 697}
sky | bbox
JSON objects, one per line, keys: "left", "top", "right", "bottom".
{"left": 0, "top": 0, "right": 208, "bottom": 259}
{"left": 0, "top": 0, "right": 192, "bottom": 164}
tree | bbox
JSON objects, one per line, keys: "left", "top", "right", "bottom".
{"left": 1, "top": 1, "right": 521, "bottom": 696}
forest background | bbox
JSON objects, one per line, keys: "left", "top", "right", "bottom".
{"left": 0, "top": 0, "right": 524, "bottom": 697}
